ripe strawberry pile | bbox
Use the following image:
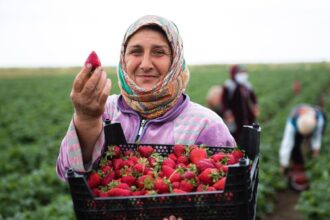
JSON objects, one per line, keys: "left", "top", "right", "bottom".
{"left": 87, "top": 145, "right": 245, "bottom": 197}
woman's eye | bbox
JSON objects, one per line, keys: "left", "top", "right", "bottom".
{"left": 152, "top": 50, "right": 166, "bottom": 56}
{"left": 129, "top": 49, "right": 142, "bottom": 55}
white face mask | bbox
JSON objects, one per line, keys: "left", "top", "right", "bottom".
{"left": 235, "top": 72, "right": 249, "bottom": 84}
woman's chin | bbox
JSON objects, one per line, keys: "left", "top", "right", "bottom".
{"left": 137, "top": 80, "right": 159, "bottom": 90}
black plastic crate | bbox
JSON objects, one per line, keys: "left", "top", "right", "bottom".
{"left": 66, "top": 124, "right": 260, "bottom": 220}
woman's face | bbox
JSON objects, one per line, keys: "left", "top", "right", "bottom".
{"left": 124, "top": 28, "right": 172, "bottom": 90}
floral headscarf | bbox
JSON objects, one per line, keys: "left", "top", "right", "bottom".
{"left": 117, "top": 15, "right": 190, "bottom": 119}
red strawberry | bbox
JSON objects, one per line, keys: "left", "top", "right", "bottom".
{"left": 173, "top": 144, "right": 186, "bottom": 157}
{"left": 106, "top": 145, "right": 121, "bottom": 158}
{"left": 189, "top": 147, "right": 207, "bottom": 164}
{"left": 122, "top": 159, "right": 134, "bottom": 167}
{"left": 101, "top": 165, "right": 112, "bottom": 176}
{"left": 168, "top": 153, "right": 177, "bottom": 162}
{"left": 107, "top": 188, "right": 132, "bottom": 197}
{"left": 172, "top": 188, "right": 186, "bottom": 194}
{"left": 127, "top": 156, "right": 139, "bottom": 164}
{"left": 198, "top": 168, "right": 220, "bottom": 185}
{"left": 232, "top": 149, "right": 244, "bottom": 161}
{"left": 177, "top": 156, "right": 188, "bottom": 165}
{"left": 211, "top": 152, "right": 227, "bottom": 162}
{"left": 154, "top": 178, "right": 170, "bottom": 194}
{"left": 163, "top": 158, "right": 176, "bottom": 168}
{"left": 117, "top": 183, "right": 131, "bottom": 190}
{"left": 120, "top": 166, "right": 133, "bottom": 176}
{"left": 84, "top": 51, "right": 101, "bottom": 70}
{"left": 226, "top": 154, "right": 237, "bottom": 165}
{"left": 196, "top": 184, "right": 207, "bottom": 192}
{"left": 132, "top": 190, "right": 147, "bottom": 196}
{"left": 169, "top": 172, "right": 182, "bottom": 183}
{"left": 215, "top": 163, "right": 229, "bottom": 174}
{"left": 162, "top": 165, "right": 175, "bottom": 178}
{"left": 87, "top": 172, "right": 101, "bottom": 188}
{"left": 172, "top": 181, "right": 181, "bottom": 189}
{"left": 148, "top": 157, "right": 157, "bottom": 168}
{"left": 133, "top": 163, "right": 146, "bottom": 175}
{"left": 124, "top": 149, "right": 134, "bottom": 157}
{"left": 99, "top": 191, "right": 109, "bottom": 197}
{"left": 213, "top": 177, "right": 226, "bottom": 190}
{"left": 176, "top": 163, "right": 187, "bottom": 169}
{"left": 196, "top": 158, "right": 216, "bottom": 172}
{"left": 207, "top": 186, "right": 217, "bottom": 191}
{"left": 138, "top": 145, "right": 154, "bottom": 158}
{"left": 115, "top": 169, "right": 121, "bottom": 178}
{"left": 221, "top": 165, "right": 229, "bottom": 173}
{"left": 179, "top": 180, "right": 195, "bottom": 192}
{"left": 113, "top": 158, "right": 124, "bottom": 170}
{"left": 121, "top": 175, "right": 136, "bottom": 186}
{"left": 136, "top": 175, "right": 154, "bottom": 190}
{"left": 101, "top": 173, "right": 114, "bottom": 186}
{"left": 163, "top": 166, "right": 183, "bottom": 183}
{"left": 182, "top": 171, "right": 195, "bottom": 180}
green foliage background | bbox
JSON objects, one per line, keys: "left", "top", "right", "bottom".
{"left": 0, "top": 63, "right": 329, "bottom": 219}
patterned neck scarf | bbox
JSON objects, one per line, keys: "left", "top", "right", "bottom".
{"left": 117, "top": 15, "right": 190, "bottom": 119}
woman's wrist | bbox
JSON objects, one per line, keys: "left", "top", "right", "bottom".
{"left": 73, "top": 112, "right": 102, "bottom": 129}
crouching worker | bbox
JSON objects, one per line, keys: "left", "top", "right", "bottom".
{"left": 279, "top": 104, "right": 326, "bottom": 191}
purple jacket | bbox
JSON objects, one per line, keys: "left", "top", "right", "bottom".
{"left": 56, "top": 94, "right": 236, "bottom": 180}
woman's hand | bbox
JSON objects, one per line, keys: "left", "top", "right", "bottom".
{"left": 71, "top": 64, "right": 111, "bottom": 122}
{"left": 70, "top": 64, "right": 111, "bottom": 163}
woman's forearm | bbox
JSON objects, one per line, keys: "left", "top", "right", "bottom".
{"left": 73, "top": 113, "right": 103, "bottom": 164}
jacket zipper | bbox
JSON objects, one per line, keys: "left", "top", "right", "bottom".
{"left": 135, "top": 119, "right": 147, "bottom": 142}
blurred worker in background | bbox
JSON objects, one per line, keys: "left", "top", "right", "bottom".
{"left": 293, "top": 80, "right": 301, "bottom": 95}
{"left": 220, "top": 64, "right": 259, "bottom": 145}
{"left": 279, "top": 104, "right": 326, "bottom": 191}
{"left": 206, "top": 85, "right": 223, "bottom": 116}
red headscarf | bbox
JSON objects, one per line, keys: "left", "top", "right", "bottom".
{"left": 230, "top": 64, "right": 247, "bottom": 80}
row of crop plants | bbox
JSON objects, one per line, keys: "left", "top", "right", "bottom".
{"left": 0, "top": 63, "right": 329, "bottom": 219}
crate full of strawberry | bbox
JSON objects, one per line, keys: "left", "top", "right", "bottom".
{"left": 67, "top": 124, "right": 260, "bottom": 220}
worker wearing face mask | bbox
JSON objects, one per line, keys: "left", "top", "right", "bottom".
{"left": 220, "top": 64, "right": 260, "bottom": 145}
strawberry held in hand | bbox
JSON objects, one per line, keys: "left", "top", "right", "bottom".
{"left": 85, "top": 51, "right": 101, "bottom": 71}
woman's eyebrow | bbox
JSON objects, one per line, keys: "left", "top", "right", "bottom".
{"left": 126, "top": 45, "right": 141, "bottom": 49}
{"left": 153, "top": 45, "right": 171, "bottom": 49}
{"left": 126, "top": 44, "right": 171, "bottom": 52}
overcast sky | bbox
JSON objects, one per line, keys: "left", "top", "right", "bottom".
{"left": 1, "top": 0, "right": 330, "bottom": 67}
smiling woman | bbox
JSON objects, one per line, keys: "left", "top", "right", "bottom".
{"left": 124, "top": 26, "right": 172, "bottom": 90}
{"left": 56, "top": 14, "right": 236, "bottom": 219}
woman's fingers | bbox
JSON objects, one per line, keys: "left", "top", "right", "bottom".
{"left": 72, "top": 64, "right": 93, "bottom": 93}
{"left": 98, "top": 78, "right": 111, "bottom": 105}
{"left": 95, "top": 70, "right": 107, "bottom": 97}
{"left": 81, "top": 66, "right": 103, "bottom": 97}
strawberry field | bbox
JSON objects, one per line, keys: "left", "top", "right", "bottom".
{"left": 0, "top": 63, "right": 329, "bottom": 219}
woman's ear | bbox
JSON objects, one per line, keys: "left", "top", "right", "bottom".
{"left": 122, "top": 62, "right": 127, "bottom": 72}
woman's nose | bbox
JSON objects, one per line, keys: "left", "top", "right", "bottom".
{"left": 140, "top": 53, "right": 153, "bottom": 72}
